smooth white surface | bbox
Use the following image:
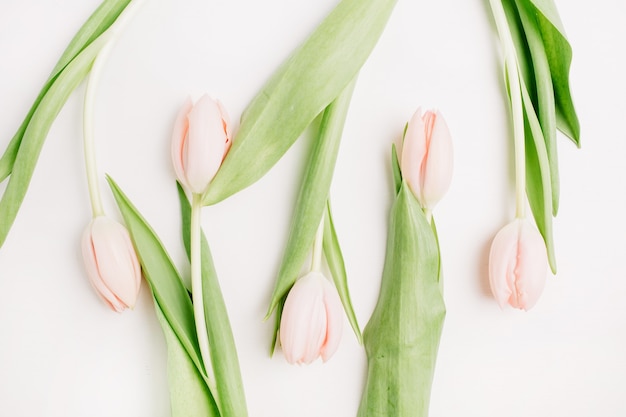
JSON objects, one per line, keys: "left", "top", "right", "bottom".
{"left": 1, "top": 1, "right": 625, "bottom": 416}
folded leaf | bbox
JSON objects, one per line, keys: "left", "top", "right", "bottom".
{"left": 516, "top": 0, "right": 559, "bottom": 214}
{"left": 155, "top": 301, "right": 220, "bottom": 417}
{"left": 266, "top": 79, "right": 356, "bottom": 318}
{"left": 178, "top": 183, "right": 248, "bottom": 417}
{"left": 358, "top": 182, "right": 445, "bottom": 417}
{"left": 107, "top": 177, "right": 218, "bottom": 406}
{"left": 323, "top": 200, "right": 362, "bottom": 344}
{"left": 203, "top": 0, "right": 397, "bottom": 205}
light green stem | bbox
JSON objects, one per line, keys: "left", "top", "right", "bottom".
{"left": 190, "top": 193, "right": 215, "bottom": 394}
{"left": 310, "top": 213, "right": 325, "bottom": 272}
{"left": 83, "top": 0, "right": 146, "bottom": 217}
{"left": 488, "top": 0, "right": 526, "bottom": 219}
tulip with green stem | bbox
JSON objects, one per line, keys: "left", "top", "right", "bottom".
{"left": 486, "top": 0, "right": 580, "bottom": 274}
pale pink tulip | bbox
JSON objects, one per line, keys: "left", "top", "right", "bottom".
{"left": 82, "top": 216, "right": 142, "bottom": 312}
{"left": 279, "top": 271, "right": 344, "bottom": 365}
{"left": 400, "top": 108, "right": 453, "bottom": 211}
{"left": 171, "top": 94, "right": 232, "bottom": 194}
{"left": 489, "top": 219, "right": 547, "bottom": 311}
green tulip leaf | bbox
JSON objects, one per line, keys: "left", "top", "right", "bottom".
{"left": 391, "top": 143, "right": 402, "bottom": 195}
{"left": 107, "top": 177, "right": 219, "bottom": 406}
{"left": 323, "top": 200, "right": 362, "bottom": 344}
{"left": 516, "top": 0, "right": 559, "bottom": 214}
{"left": 520, "top": 80, "right": 556, "bottom": 273}
{"left": 526, "top": 0, "right": 580, "bottom": 145}
{"left": 154, "top": 302, "right": 221, "bottom": 417}
{"left": 0, "top": 0, "right": 133, "bottom": 249}
{"left": 358, "top": 182, "right": 445, "bottom": 417}
{"left": 202, "top": 0, "right": 397, "bottom": 205}
{"left": 266, "top": 79, "right": 356, "bottom": 319}
{"left": 177, "top": 183, "right": 248, "bottom": 417}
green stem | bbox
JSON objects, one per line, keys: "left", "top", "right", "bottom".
{"left": 82, "top": 0, "right": 146, "bottom": 217}
{"left": 190, "top": 193, "right": 215, "bottom": 394}
{"left": 310, "top": 213, "right": 325, "bottom": 272}
{"left": 489, "top": 0, "right": 526, "bottom": 219}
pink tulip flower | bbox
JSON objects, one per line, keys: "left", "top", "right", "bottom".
{"left": 171, "top": 94, "right": 232, "bottom": 195}
{"left": 82, "top": 216, "right": 142, "bottom": 312}
{"left": 279, "top": 271, "right": 344, "bottom": 365}
{"left": 489, "top": 219, "right": 547, "bottom": 311}
{"left": 400, "top": 108, "right": 453, "bottom": 211}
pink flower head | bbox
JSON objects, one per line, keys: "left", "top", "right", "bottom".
{"left": 489, "top": 219, "right": 548, "bottom": 311}
{"left": 82, "top": 216, "right": 142, "bottom": 312}
{"left": 400, "top": 108, "right": 453, "bottom": 210}
{"left": 279, "top": 271, "right": 344, "bottom": 365}
{"left": 171, "top": 94, "right": 232, "bottom": 195}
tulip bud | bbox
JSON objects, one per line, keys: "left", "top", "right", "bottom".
{"left": 489, "top": 218, "right": 547, "bottom": 311}
{"left": 82, "top": 216, "right": 142, "bottom": 312}
{"left": 400, "top": 108, "right": 453, "bottom": 211}
{"left": 279, "top": 271, "right": 344, "bottom": 364}
{"left": 171, "top": 94, "right": 232, "bottom": 195}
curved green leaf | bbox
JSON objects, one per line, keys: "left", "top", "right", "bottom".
{"left": 323, "top": 200, "right": 362, "bottom": 344}
{"left": 266, "top": 79, "right": 357, "bottom": 318}
{"left": 0, "top": 0, "right": 131, "bottom": 182}
{"left": 520, "top": 80, "right": 556, "bottom": 273}
{"left": 516, "top": 0, "right": 559, "bottom": 215}
{"left": 107, "top": 177, "right": 210, "bottom": 386}
{"left": 391, "top": 143, "right": 402, "bottom": 195}
{"left": 203, "top": 0, "right": 397, "bottom": 205}
{"left": 155, "top": 302, "right": 220, "bottom": 417}
{"left": 524, "top": 0, "right": 580, "bottom": 145}
{"left": 178, "top": 183, "right": 248, "bottom": 417}
{"left": 358, "top": 182, "right": 444, "bottom": 417}
{"left": 0, "top": 36, "right": 109, "bottom": 248}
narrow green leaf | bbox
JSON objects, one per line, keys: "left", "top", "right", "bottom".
{"left": 526, "top": 0, "right": 580, "bottom": 145}
{"left": 391, "top": 143, "right": 402, "bottom": 195}
{"left": 0, "top": 0, "right": 131, "bottom": 181}
{"left": 516, "top": 0, "right": 559, "bottom": 215}
{"left": 0, "top": 36, "right": 110, "bottom": 248}
{"left": 358, "top": 182, "right": 444, "bottom": 417}
{"left": 202, "top": 0, "right": 397, "bottom": 205}
{"left": 154, "top": 301, "right": 221, "bottom": 417}
{"left": 520, "top": 81, "right": 557, "bottom": 273}
{"left": 107, "top": 177, "right": 208, "bottom": 382}
{"left": 266, "top": 79, "right": 357, "bottom": 318}
{"left": 323, "top": 200, "right": 362, "bottom": 344}
{"left": 177, "top": 183, "right": 248, "bottom": 417}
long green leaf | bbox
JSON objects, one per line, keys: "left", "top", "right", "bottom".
{"left": 358, "top": 182, "right": 444, "bottom": 417}
{"left": 0, "top": 0, "right": 131, "bottom": 181}
{"left": 0, "top": 36, "right": 111, "bottom": 248}
{"left": 524, "top": 0, "right": 580, "bottom": 144}
{"left": 178, "top": 184, "right": 248, "bottom": 417}
{"left": 202, "top": 0, "right": 397, "bottom": 205}
{"left": 266, "top": 79, "right": 357, "bottom": 318}
{"left": 107, "top": 177, "right": 210, "bottom": 386}
{"left": 155, "top": 301, "right": 221, "bottom": 417}
{"left": 520, "top": 81, "right": 556, "bottom": 273}
{"left": 516, "top": 0, "right": 559, "bottom": 214}
{"left": 323, "top": 200, "right": 362, "bottom": 344}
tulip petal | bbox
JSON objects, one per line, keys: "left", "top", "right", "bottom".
{"left": 171, "top": 98, "right": 193, "bottom": 188}
{"left": 401, "top": 108, "right": 426, "bottom": 203}
{"left": 420, "top": 111, "right": 453, "bottom": 210}
{"left": 320, "top": 277, "right": 344, "bottom": 362}
{"left": 489, "top": 219, "right": 547, "bottom": 310}
{"left": 185, "top": 95, "right": 229, "bottom": 194}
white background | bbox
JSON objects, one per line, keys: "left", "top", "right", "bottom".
{"left": 1, "top": 0, "right": 625, "bottom": 416}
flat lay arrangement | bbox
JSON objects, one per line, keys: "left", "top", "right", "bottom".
{"left": 0, "top": 1, "right": 624, "bottom": 416}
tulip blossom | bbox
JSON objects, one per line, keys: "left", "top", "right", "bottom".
{"left": 489, "top": 218, "right": 547, "bottom": 310}
{"left": 400, "top": 108, "right": 453, "bottom": 212}
{"left": 171, "top": 94, "right": 232, "bottom": 195}
{"left": 82, "top": 216, "right": 142, "bottom": 312}
{"left": 279, "top": 271, "right": 344, "bottom": 364}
